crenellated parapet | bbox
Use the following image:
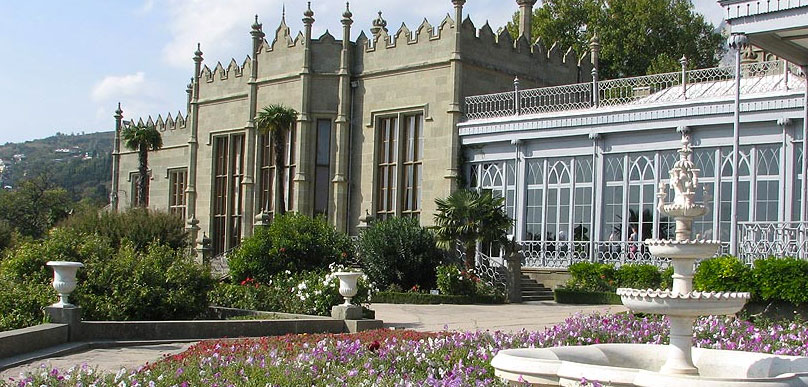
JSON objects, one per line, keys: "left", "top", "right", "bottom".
{"left": 124, "top": 111, "right": 187, "bottom": 134}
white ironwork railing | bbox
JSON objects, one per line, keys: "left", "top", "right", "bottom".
{"left": 464, "top": 60, "right": 805, "bottom": 121}
{"left": 724, "top": 0, "right": 808, "bottom": 19}
{"left": 738, "top": 221, "right": 808, "bottom": 263}
{"left": 519, "top": 240, "right": 729, "bottom": 269}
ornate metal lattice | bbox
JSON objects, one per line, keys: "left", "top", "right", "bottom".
{"left": 738, "top": 222, "right": 808, "bottom": 264}
{"left": 519, "top": 83, "right": 593, "bottom": 115}
{"left": 598, "top": 72, "right": 681, "bottom": 107}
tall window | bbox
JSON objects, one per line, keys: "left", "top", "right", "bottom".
{"left": 546, "top": 160, "right": 571, "bottom": 242}
{"left": 375, "top": 113, "right": 424, "bottom": 219}
{"left": 212, "top": 133, "right": 245, "bottom": 255}
{"left": 755, "top": 146, "right": 780, "bottom": 221}
{"left": 794, "top": 146, "right": 803, "bottom": 221}
{"left": 602, "top": 155, "right": 624, "bottom": 241}
{"left": 628, "top": 154, "right": 657, "bottom": 241}
{"left": 168, "top": 168, "right": 187, "bottom": 219}
{"left": 720, "top": 147, "right": 751, "bottom": 241}
{"left": 525, "top": 160, "right": 544, "bottom": 240}
{"left": 257, "top": 125, "right": 296, "bottom": 217}
{"left": 573, "top": 159, "right": 593, "bottom": 241}
{"left": 314, "top": 119, "right": 332, "bottom": 217}
{"left": 129, "top": 172, "right": 145, "bottom": 207}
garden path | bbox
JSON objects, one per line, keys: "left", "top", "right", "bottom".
{"left": 0, "top": 302, "right": 624, "bottom": 381}
{"left": 373, "top": 301, "right": 628, "bottom": 332}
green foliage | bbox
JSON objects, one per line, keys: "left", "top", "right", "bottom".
{"left": 358, "top": 217, "right": 444, "bottom": 290}
{"left": 255, "top": 104, "right": 299, "bottom": 215}
{"left": 694, "top": 255, "right": 755, "bottom": 295}
{"left": 660, "top": 266, "right": 674, "bottom": 289}
{"left": 433, "top": 189, "right": 512, "bottom": 269}
{"left": 228, "top": 213, "right": 353, "bottom": 284}
{"left": 436, "top": 265, "right": 477, "bottom": 297}
{"left": 371, "top": 291, "right": 505, "bottom": 305}
{"left": 59, "top": 208, "right": 188, "bottom": 251}
{"left": 565, "top": 262, "right": 617, "bottom": 292}
{"left": 0, "top": 279, "right": 53, "bottom": 331}
{"left": 0, "top": 220, "right": 15, "bottom": 253}
{"left": 0, "top": 228, "right": 212, "bottom": 325}
{"left": 554, "top": 288, "right": 623, "bottom": 305}
{"left": 0, "top": 228, "right": 113, "bottom": 285}
{"left": 211, "top": 267, "right": 374, "bottom": 317}
{"left": 617, "top": 264, "right": 663, "bottom": 289}
{"left": 753, "top": 257, "right": 808, "bottom": 305}
{"left": 0, "top": 173, "right": 72, "bottom": 239}
{"left": 506, "top": 0, "right": 724, "bottom": 78}
{"left": 75, "top": 242, "right": 214, "bottom": 321}
{"left": 122, "top": 124, "right": 163, "bottom": 208}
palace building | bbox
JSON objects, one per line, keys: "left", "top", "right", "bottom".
{"left": 110, "top": 1, "right": 590, "bottom": 257}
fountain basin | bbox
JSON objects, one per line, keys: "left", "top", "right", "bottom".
{"left": 644, "top": 239, "right": 722, "bottom": 259}
{"left": 617, "top": 288, "right": 750, "bottom": 316}
{"left": 491, "top": 344, "right": 808, "bottom": 386}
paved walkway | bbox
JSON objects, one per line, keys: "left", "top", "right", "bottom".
{"left": 0, "top": 302, "right": 625, "bottom": 380}
{"left": 372, "top": 301, "right": 627, "bottom": 332}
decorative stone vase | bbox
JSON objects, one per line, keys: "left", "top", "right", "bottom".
{"left": 334, "top": 272, "right": 362, "bottom": 305}
{"left": 46, "top": 261, "right": 84, "bottom": 308}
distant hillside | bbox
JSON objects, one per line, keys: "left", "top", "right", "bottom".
{"left": 0, "top": 131, "right": 114, "bottom": 204}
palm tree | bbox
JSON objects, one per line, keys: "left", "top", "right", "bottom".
{"left": 433, "top": 189, "right": 513, "bottom": 270}
{"left": 255, "top": 104, "right": 299, "bottom": 215}
{"left": 121, "top": 124, "right": 163, "bottom": 207}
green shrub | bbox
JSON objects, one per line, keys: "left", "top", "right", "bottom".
{"left": 436, "top": 265, "right": 477, "bottom": 296}
{"left": 617, "top": 264, "right": 664, "bottom": 289}
{"left": 694, "top": 255, "right": 755, "bottom": 295}
{"left": 753, "top": 257, "right": 808, "bottom": 304}
{"left": 565, "top": 262, "right": 617, "bottom": 292}
{"left": 358, "top": 217, "right": 444, "bottom": 290}
{"left": 554, "top": 288, "right": 623, "bottom": 305}
{"left": 0, "top": 228, "right": 113, "bottom": 284}
{"left": 59, "top": 208, "right": 188, "bottom": 251}
{"left": 75, "top": 242, "right": 214, "bottom": 320}
{"left": 228, "top": 214, "right": 353, "bottom": 284}
{"left": 209, "top": 282, "right": 286, "bottom": 312}
{"left": 0, "top": 279, "right": 54, "bottom": 331}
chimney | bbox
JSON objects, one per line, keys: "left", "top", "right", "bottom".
{"left": 516, "top": 0, "right": 537, "bottom": 42}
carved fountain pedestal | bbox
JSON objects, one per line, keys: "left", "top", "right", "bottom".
{"left": 491, "top": 134, "right": 808, "bottom": 386}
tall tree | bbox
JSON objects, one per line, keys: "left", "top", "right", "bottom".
{"left": 0, "top": 172, "right": 71, "bottom": 239}
{"left": 121, "top": 124, "right": 163, "bottom": 207}
{"left": 433, "top": 189, "right": 513, "bottom": 270}
{"left": 255, "top": 104, "right": 299, "bottom": 215}
{"left": 506, "top": 0, "right": 725, "bottom": 78}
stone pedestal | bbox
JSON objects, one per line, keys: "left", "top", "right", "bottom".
{"left": 44, "top": 306, "right": 82, "bottom": 341}
{"left": 331, "top": 304, "right": 363, "bottom": 320}
{"left": 506, "top": 253, "right": 522, "bottom": 303}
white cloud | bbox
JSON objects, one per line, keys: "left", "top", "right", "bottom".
{"left": 157, "top": 0, "right": 516, "bottom": 69}
{"left": 90, "top": 72, "right": 170, "bottom": 124}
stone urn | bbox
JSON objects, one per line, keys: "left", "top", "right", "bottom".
{"left": 46, "top": 261, "right": 84, "bottom": 308}
{"left": 334, "top": 272, "right": 362, "bottom": 305}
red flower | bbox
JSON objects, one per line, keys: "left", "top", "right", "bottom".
{"left": 341, "top": 252, "right": 348, "bottom": 258}
{"left": 279, "top": 247, "right": 286, "bottom": 253}
{"left": 367, "top": 340, "right": 381, "bottom": 352}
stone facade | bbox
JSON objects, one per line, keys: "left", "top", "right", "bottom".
{"left": 112, "top": 1, "right": 592, "bottom": 256}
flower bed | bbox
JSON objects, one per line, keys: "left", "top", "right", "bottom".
{"left": 11, "top": 313, "right": 808, "bottom": 386}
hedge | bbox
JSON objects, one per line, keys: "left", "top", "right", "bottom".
{"left": 371, "top": 291, "right": 505, "bottom": 305}
{"left": 553, "top": 288, "right": 623, "bottom": 305}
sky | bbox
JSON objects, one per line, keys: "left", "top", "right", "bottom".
{"left": 0, "top": 1, "right": 725, "bottom": 144}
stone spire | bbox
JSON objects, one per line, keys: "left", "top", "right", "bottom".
{"left": 110, "top": 103, "right": 123, "bottom": 212}
{"left": 516, "top": 0, "right": 537, "bottom": 42}
{"left": 370, "top": 11, "right": 387, "bottom": 36}
{"left": 342, "top": 2, "right": 353, "bottom": 26}
{"left": 303, "top": 2, "right": 314, "bottom": 25}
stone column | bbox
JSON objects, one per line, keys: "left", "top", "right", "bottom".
{"left": 293, "top": 2, "right": 315, "bottom": 215}
{"left": 186, "top": 44, "right": 204, "bottom": 258}
{"left": 446, "top": 0, "right": 466, "bottom": 196}
{"left": 728, "top": 33, "right": 748, "bottom": 256}
{"left": 590, "top": 32, "right": 600, "bottom": 107}
{"left": 505, "top": 242, "right": 523, "bottom": 303}
{"left": 516, "top": 0, "right": 537, "bottom": 42}
{"left": 241, "top": 16, "right": 265, "bottom": 238}
{"left": 333, "top": 3, "right": 353, "bottom": 232}
{"left": 110, "top": 103, "right": 123, "bottom": 212}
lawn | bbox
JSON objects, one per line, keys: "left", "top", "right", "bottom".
{"left": 8, "top": 313, "right": 808, "bottom": 386}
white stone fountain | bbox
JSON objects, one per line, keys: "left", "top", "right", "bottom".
{"left": 491, "top": 133, "right": 808, "bottom": 386}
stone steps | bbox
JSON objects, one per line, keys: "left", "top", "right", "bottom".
{"left": 520, "top": 274, "right": 555, "bottom": 301}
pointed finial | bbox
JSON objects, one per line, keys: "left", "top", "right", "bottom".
{"left": 303, "top": 2, "right": 314, "bottom": 25}
{"left": 252, "top": 14, "right": 262, "bottom": 31}
{"left": 343, "top": 2, "right": 352, "bottom": 19}
{"left": 194, "top": 43, "right": 203, "bottom": 63}
{"left": 282, "top": 4, "right": 286, "bottom": 21}
{"left": 371, "top": 10, "right": 387, "bottom": 35}
{"left": 115, "top": 102, "right": 123, "bottom": 118}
